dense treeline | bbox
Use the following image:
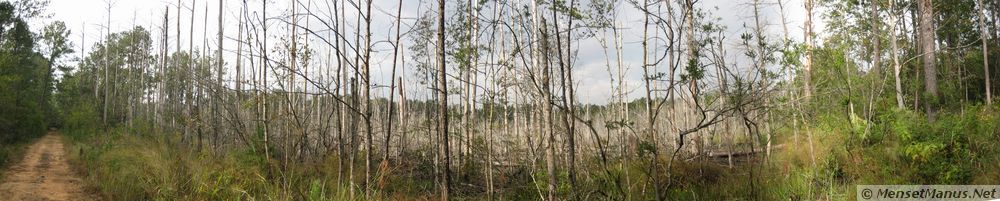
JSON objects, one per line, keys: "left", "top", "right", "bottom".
{"left": 0, "top": 0, "right": 72, "bottom": 165}
{"left": 0, "top": 0, "right": 996, "bottom": 200}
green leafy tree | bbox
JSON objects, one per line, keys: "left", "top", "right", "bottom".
{"left": 40, "top": 20, "right": 73, "bottom": 125}
{"left": 0, "top": 1, "right": 47, "bottom": 143}
{"left": 58, "top": 27, "right": 154, "bottom": 127}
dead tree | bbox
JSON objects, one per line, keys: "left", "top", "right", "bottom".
{"left": 977, "top": 0, "right": 991, "bottom": 104}
{"left": 437, "top": 0, "right": 452, "bottom": 199}
{"left": 918, "top": 0, "right": 937, "bottom": 121}
{"left": 214, "top": 0, "right": 223, "bottom": 153}
{"left": 889, "top": 0, "right": 904, "bottom": 108}
{"left": 804, "top": 0, "right": 814, "bottom": 99}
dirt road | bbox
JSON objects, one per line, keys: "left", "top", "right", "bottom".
{"left": 0, "top": 133, "right": 92, "bottom": 201}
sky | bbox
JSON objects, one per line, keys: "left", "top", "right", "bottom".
{"left": 44, "top": 0, "right": 827, "bottom": 105}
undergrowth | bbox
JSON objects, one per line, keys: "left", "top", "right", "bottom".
{"left": 0, "top": 140, "right": 32, "bottom": 177}
{"left": 59, "top": 104, "right": 1000, "bottom": 200}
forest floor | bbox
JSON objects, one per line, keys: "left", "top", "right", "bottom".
{"left": 0, "top": 133, "right": 94, "bottom": 201}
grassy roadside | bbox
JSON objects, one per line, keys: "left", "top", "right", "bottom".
{"left": 56, "top": 104, "right": 1000, "bottom": 200}
{"left": 0, "top": 136, "right": 42, "bottom": 179}
{"left": 662, "top": 105, "right": 1000, "bottom": 200}
{"left": 46, "top": 124, "right": 886, "bottom": 200}
{"left": 62, "top": 125, "right": 360, "bottom": 200}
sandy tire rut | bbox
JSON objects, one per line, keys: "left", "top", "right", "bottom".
{"left": 0, "top": 133, "right": 93, "bottom": 201}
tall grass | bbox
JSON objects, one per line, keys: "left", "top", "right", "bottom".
{"left": 0, "top": 140, "right": 31, "bottom": 177}
{"left": 64, "top": 127, "right": 362, "bottom": 200}
{"left": 58, "top": 104, "right": 1000, "bottom": 200}
{"left": 655, "top": 105, "right": 1000, "bottom": 200}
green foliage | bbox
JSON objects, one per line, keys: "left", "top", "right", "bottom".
{"left": 893, "top": 107, "right": 1000, "bottom": 184}
{"left": 0, "top": 0, "right": 53, "bottom": 143}
{"left": 28, "top": 0, "right": 1000, "bottom": 200}
{"left": 63, "top": 26, "right": 155, "bottom": 126}
{"left": 636, "top": 140, "right": 656, "bottom": 157}
{"left": 64, "top": 126, "right": 365, "bottom": 200}
{"left": 849, "top": 112, "right": 868, "bottom": 138}
{"left": 0, "top": 140, "right": 30, "bottom": 175}
{"left": 603, "top": 119, "right": 633, "bottom": 130}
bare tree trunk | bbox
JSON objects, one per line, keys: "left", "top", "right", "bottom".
{"left": 362, "top": 0, "right": 374, "bottom": 196}
{"left": 565, "top": 0, "right": 578, "bottom": 196}
{"left": 918, "top": 0, "right": 937, "bottom": 121}
{"left": 382, "top": 0, "right": 404, "bottom": 188}
{"left": 437, "top": 0, "right": 452, "bottom": 199}
{"left": 459, "top": 0, "right": 477, "bottom": 182}
{"left": 334, "top": 0, "right": 347, "bottom": 184}
{"left": 397, "top": 76, "right": 407, "bottom": 158}
{"left": 158, "top": 8, "right": 166, "bottom": 132}
{"left": 610, "top": 5, "right": 631, "bottom": 196}
{"left": 486, "top": 3, "right": 505, "bottom": 197}
{"left": 977, "top": 0, "right": 992, "bottom": 105}
{"left": 804, "top": 0, "right": 814, "bottom": 99}
{"left": 468, "top": 0, "right": 479, "bottom": 183}
{"left": 196, "top": 2, "right": 208, "bottom": 152}
{"left": 539, "top": 15, "right": 557, "bottom": 201}
{"left": 302, "top": 0, "right": 313, "bottom": 161}
{"left": 234, "top": 7, "right": 245, "bottom": 146}
{"left": 214, "top": 0, "right": 224, "bottom": 154}
{"left": 262, "top": 0, "right": 271, "bottom": 167}
{"left": 890, "top": 0, "right": 905, "bottom": 109}
{"left": 175, "top": 0, "right": 182, "bottom": 142}
{"left": 348, "top": 2, "right": 363, "bottom": 196}
{"left": 285, "top": 1, "right": 298, "bottom": 191}
{"left": 102, "top": 2, "right": 111, "bottom": 136}
{"left": 870, "top": 0, "right": 883, "bottom": 78}
{"left": 236, "top": 8, "right": 243, "bottom": 99}
{"left": 640, "top": 0, "right": 663, "bottom": 199}
{"left": 189, "top": 0, "right": 197, "bottom": 150}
